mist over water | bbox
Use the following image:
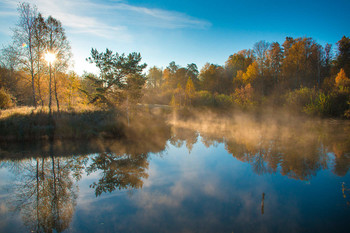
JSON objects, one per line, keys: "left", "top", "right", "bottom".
{"left": 0, "top": 110, "right": 349, "bottom": 233}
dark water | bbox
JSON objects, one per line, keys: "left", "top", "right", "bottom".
{"left": 0, "top": 113, "right": 350, "bottom": 233}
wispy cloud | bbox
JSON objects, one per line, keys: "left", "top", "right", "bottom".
{"left": 0, "top": 0, "right": 211, "bottom": 39}
{"left": 110, "top": 3, "right": 212, "bottom": 29}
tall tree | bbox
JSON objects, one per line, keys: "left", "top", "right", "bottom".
{"left": 185, "top": 77, "right": 195, "bottom": 105}
{"left": 13, "top": 2, "right": 38, "bottom": 107}
{"left": 199, "top": 63, "right": 229, "bottom": 94}
{"left": 253, "top": 40, "right": 270, "bottom": 75}
{"left": 45, "top": 16, "right": 71, "bottom": 112}
{"left": 225, "top": 50, "right": 254, "bottom": 78}
{"left": 335, "top": 36, "right": 350, "bottom": 76}
{"left": 33, "top": 13, "right": 47, "bottom": 107}
{"left": 267, "top": 42, "right": 282, "bottom": 86}
{"left": 147, "top": 66, "right": 163, "bottom": 89}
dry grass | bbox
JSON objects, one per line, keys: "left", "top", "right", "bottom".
{"left": 0, "top": 106, "right": 125, "bottom": 142}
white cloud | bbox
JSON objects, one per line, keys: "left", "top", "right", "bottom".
{"left": 0, "top": 0, "right": 210, "bottom": 39}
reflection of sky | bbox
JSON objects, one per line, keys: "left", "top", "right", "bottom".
{"left": 0, "top": 168, "right": 26, "bottom": 233}
{"left": 69, "top": 139, "right": 350, "bottom": 233}
{"left": 0, "top": 135, "right": 350, "bottom": 232}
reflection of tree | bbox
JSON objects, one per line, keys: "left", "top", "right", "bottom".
{"left": 341, "top": 182, "right": 350, "bottom": 206}
{"left": 170, "top": 126, "right": 198, "bottom": 152}
{"left": 170, "top": 113, "right": 350, "bottom": 180}
{"left": 86, "top": 152, "right": 149, "bottom": 196}
{"left": 4, "top": 153, "right": 87, "bottom": 233}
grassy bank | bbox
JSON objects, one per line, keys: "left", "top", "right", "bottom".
{"left": 0, "top": 107, "right": 125, "bottom": 142}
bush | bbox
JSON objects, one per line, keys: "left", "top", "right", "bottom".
{"left": 285, "top": 87, "right": 317, "bottom": 110}
{"left": 232, "top": 84, "right": 256, "bottom": 109}
{"left": 192, "top": 91, "right": 214, "bottom": 106}
{"left": 214, "top": 94, "right": 232, "bottom": 108}
{"left": 286, "top": 87, "right": 350, "bottom": 117}
{"left": 0, "top": 88, "right": 15, "bottom": 109}
{"left": 304, "top": 92, "right": 331, "bottom": 116}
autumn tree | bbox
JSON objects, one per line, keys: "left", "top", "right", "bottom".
{"left": 32, "top": 13, "right": 47, "bottom": 107}
{"left": 185, "top": 77, "right": 196, "bottom": 105}
{"left": 199, "top": 63, "right": 230, "bottom": 94}
{"left": 334, "top": 36, "right": 350, "bottom": 77}
{"left": 225, "top": 49, "right": 254, "bottom": 78}
{"left": 335, "top": 68, "right": 350, "bottom": 90}
{"left": 281, "top": 37, "right": 324, "bottom": 89}
{"left": 13, "top": 2, "right": 38, "bottom": 107}
{"left": 253, "top": 40, "right": 270, "bottom": 76}
{"left": 147, "top": 66, "right": 163, "bottom": 89}
{"left": 45, "top": 15, "right": 72, "bottom": 112}
{"left": 267, "top": 42, "right": 282, "bottom": 87}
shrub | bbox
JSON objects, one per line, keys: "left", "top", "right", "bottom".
{"left": 232, "top": 84, "right": 256, "bottom": 109}
{"left": 192, "top": 91, "right": 214, "bottom": 106}
{"left": 285, "top": 87, "right": 318, "bottom": 110}
{"left": 214, "top": 94, "right": 232, "bottom": 108}
{"left": 0, "top": 88, "right": 15, "bottom": 109}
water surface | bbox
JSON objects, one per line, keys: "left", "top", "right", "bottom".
{"left": 1, "top": 114, "right": 350, "bottom": 233}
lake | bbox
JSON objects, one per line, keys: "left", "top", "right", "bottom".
{"left": 0, "top": 111, "right": 350, "bottom": 233}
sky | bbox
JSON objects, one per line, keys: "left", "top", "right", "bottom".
{"left": 0, "top": 0, "right": 349, "bottom": 75}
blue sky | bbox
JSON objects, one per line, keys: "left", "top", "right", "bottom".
{"left": 0, "top": 0, "right": 349, "bottom": 75}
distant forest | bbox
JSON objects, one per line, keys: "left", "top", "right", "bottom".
{"left": 1, "top": 2, "right": 350, "bottom": 118}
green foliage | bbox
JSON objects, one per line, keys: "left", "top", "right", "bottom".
{"left": 86, "top": 48, "right": 147, "bottom": 105}
{"left": 214, "top": 94, "right": 232, "bottom": 108}
{"left": 286, "top": 87, "right": 350, "bottom": 117}
{"left": 304, "top": 92, "right": 331, "bottom": 116}
{"left": 0, "top": 88, "right": 15, "bottom": 109}
{"left": 285, "top": 87, "right": 318, "bottom": 110}
{"left": 192, "top": 91, "right": 214, "bottom": 106}
{"left": 126, "top": 73, "right": 146, "bottom": 104}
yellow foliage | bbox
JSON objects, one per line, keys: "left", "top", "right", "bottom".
{"left": 335, "top": 68, "right": 350, "bottom": 88}
{"left": 242, "top": 62, "right": 259, "bottom": 84}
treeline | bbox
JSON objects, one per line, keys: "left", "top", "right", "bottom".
{"left": 145, "top": 37, "right": 350, "bottom": 118}
{"left": 1, "top": 2, "right": 350, "bottom": 119}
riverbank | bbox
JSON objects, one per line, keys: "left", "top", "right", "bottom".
{"left": 0, "top": 107, "right": 126, "bottom": 142}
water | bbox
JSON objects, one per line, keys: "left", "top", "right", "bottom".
{"left": 0, "top": 113, "right": 349, "bottom": 233}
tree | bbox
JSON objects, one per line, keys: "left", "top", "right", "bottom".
{"left": 147, "top": 66, "right": 163, "bottom": 89}
{"left": 185, "top": 77, "right": 196, "bottom": 105}
{"left": 281, "top": 37, "right": 323, "bottom": 89}
{"left": 267, "top": 42, "right": 282, "bottom": 86}
{"left": 335, "top": 36, "right": 350, "bottom": 76}
{"left": 225, "top": 50, "right": 254, "bottom": 78}
{"left": 335, "top": 68, "right": 350, "bottom": 90}
{"left": 199, "top": 63, "right": 229, "bottom": 94}
{"left": 86, "top": 48, "right": 147, "bottom": 106}
{"left": 13, "top": 2, "right": 38, "bottom": 107}
{"left": 186, "top": 63, "right": 199, "bottom": 86}
{"left": 45, "top": 15, "right": 72, "bottom": 112}
{"left": 253, "top": 40, "right": 270, "bottom": 76}
{"left": 125, "top": 73, "right": 146, "bottom": 105}
{"left": 33, "top": 13, "right": 47, "bottom": 107}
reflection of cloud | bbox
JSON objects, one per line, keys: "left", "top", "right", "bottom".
{"left": 0, "top": 202, "right": 8, "bottom": 214}
{"left": 1, "top": 0, "right": 210, "bottom": 40}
